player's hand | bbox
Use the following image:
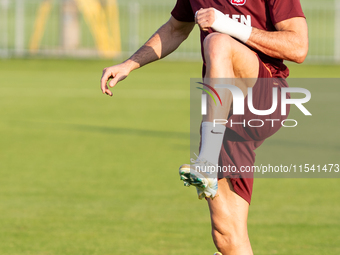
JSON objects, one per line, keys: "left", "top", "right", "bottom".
{"left": 100, "top": 63, "right": 131, "bottom": 96}
{"left": 195, "top": 8, "right": 216, "bottom": 31}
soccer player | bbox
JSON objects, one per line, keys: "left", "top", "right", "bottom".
{"left": 100, "top": 0, "right": 308, "bottom": 254}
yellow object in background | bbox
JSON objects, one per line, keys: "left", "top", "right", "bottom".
{"left": 75, "top": 0, "right": 122, "bottom": 58}
{"left": 106, "top": 0, "right": 122, "bottom": 54}
{"left": 29, "top": 0, "right": 122, "bottom": 58}
{"left": 29, "top": 0, "right": 53, "bottom": 53}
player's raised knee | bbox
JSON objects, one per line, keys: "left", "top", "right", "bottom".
{"left": 203, "top": 32, "right": 233, "bottom": 58}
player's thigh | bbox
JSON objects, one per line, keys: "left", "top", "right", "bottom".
{"left": 229, "top": 37, "right": 259, "bottom": 79}
{"left": 205, "top": 33, "right": 259, "bottom": 79}
{"left": 207, "top": 178, "right": 249, "bottom": 237}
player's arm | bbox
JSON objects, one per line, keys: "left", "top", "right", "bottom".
{"left": 196, "top": 8, "right": 308, "bottom": 64}
{"left": 101, "top": 17, "right": 195, "bottom": 96}
{"left": 246, "top": 18, "right": 308, "bottom": 64}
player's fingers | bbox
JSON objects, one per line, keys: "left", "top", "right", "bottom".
{"left": 105, "top": 89, "right": 113, "bottom": 97}
{"left": 197, "top": 9, "right": 215, "bottom": 26}
{"left": 103, "top": 80, "right": 113, "bottom": 96}
{"left": 197, "top": 19, "right": 214, "bottom": 31}
{"left": 195, "top": 8, "right": 203, "bottom": 23}
{"left": 110, "top": 72, "right": 128, "bottom": 88}
{"left": 197, "top": 14, "right": 210, "bottom": 23}
{"left": 109, "top": 74, "right": 120, "bottom": 88}
{"left": 196, "top": 8, "right": 213, "bottom": 20}
{"left": 197, "top": 20, "right": 210, "bottom": 31}
{"left": 197, "top": 12, "right": 215, "bottom": 24}
{"left": 100, "top": 69, "right": 112, "bottom": 94}
{"left": 196, "top": 10, "right": 209, "bottom": 24}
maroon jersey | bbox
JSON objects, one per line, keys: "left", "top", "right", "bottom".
{"left": 171, "top": 0, "right": 305, "bottom": 78}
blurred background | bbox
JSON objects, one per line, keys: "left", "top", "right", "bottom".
{"left": 0, "top": 1, "right": 339, "bottom": 255}
{"left": 0, "top": 0, "right": 200, "bottom": 59}
{"left": 0, "top": 0, "right": 340, "bottom": 62}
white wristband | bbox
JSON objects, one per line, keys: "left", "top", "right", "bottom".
{"left": 211, "top": 8, "right": 252, "bottom": 43}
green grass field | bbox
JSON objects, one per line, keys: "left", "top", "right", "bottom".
{"left": 0, "top": 59, "right": 340, "bottom": 255}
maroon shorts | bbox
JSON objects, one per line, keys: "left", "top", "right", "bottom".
{"left": 217, "top": 56, "right": 290, "bottom": 204}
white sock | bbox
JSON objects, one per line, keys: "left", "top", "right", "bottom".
{"left": 198, "top": 122, "right": 226, "bottom": 165}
